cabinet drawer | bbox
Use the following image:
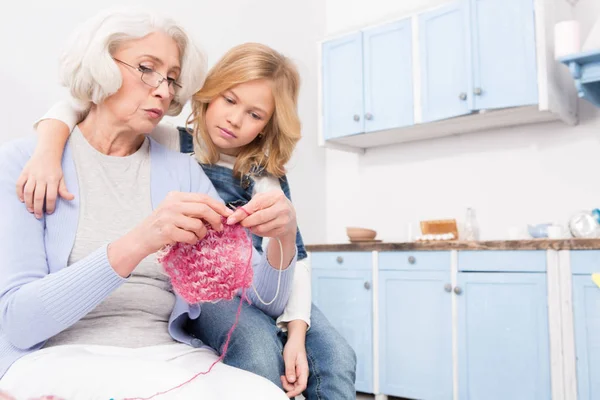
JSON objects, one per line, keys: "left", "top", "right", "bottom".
{"left": 570, "top": 250, "right": 600, "bottom": 275}
{"left": 459, "top": 251, "right": 546, "bottom": 272}
{"left": 310, "top": 252, "right": 372, "bottom": 270}
{"left": 379, "top": 251, "right": 451, "bottom": 271}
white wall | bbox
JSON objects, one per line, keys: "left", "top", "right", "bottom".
{"left": 0, "top": 0, "right": 327, "bottom": 244}
{"left": 323, "top": 0, "right": 600, "bottom": 242}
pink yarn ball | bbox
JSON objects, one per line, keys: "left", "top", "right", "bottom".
{"left": 157, "top": 220, "right": 254, "bottom": 303}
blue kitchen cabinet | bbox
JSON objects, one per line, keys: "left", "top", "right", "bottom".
{"left": 322, "top": 20, "right": 413, "bottom": 139}
{"left": 419, "top": 0, "right": 537, "bottom": 123}
{"left": 311, "top": 252, "right": 373, "bottom": 393}
{"left": 320, "top": 0, "right": 545, "bottom": 147}
{"left": 465, "top": 0, "right": 538, "bottom": 110}
{"left": 456, "top": 251, "right": 551, "bottom": 400}
{"left": 378, "top": 251, "right": 453, "bottom": 400}
{"left": 419, "top": 2, "right": 471, "bottom": 122}
{"left": 322, "top": 33, "right": 364, "bottom": 139}
{"left": 570, "top": 251, "right": 600, "bottom": 400}
{"left": 363, "top": 20, "right": 414, "bottom": 132}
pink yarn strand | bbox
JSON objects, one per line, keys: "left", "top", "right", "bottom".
{"left": 125, "top": 292, "right": 247, "bottom": 400}
{"left": 125, "top": 227, "right": 255, "bottom": 400}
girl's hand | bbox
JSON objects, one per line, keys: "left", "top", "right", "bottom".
{"left": 16, "top": 151, "right": 74, "bottom": 219}
{"left": 226, "top": 190, "right": 296, "bottom": 240}
{"left": 280, "top": 321, "right": 309, "bottom": 398}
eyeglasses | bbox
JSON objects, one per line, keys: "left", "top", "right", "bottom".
{"left": 113, "top": 58, "right": 182, "bottom": 95}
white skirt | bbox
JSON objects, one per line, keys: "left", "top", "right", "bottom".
{"left": 0, "top": 343, "right": 287, "bottom": 400}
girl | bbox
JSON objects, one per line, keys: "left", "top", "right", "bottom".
{"left": 17, "top": 43, "right": 357, "bottom": 399}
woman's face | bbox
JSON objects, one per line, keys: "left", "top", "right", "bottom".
{"left": 204, "top": 79, "right": 275, "bottom": 156}
{"left": 105, "top": 31, "right": 181, "bottom": 134}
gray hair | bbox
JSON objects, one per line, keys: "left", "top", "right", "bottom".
{"left": 59, "top": 8, "right": 207, "bottom": 116}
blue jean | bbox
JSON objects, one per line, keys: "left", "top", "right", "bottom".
{"left": 187, "top": 301, "right": 357, "bottom": 400}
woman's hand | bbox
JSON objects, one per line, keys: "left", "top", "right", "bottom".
{"left": 226, "top": 190, "right": 296, "bottom": 240}
{"left": 108, "top": 192, "right": 232, "bottom": 277}
{"left": 16, "top": 151, "right": 74, "bottom": 219}
{"left": 280, "top": 320, "right": 309, "bottom": 398}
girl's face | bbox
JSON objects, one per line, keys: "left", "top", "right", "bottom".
{"left": 204, "top": 79, "right": 275, "bottom": 156}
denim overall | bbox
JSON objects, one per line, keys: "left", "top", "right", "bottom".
{"left": 178, "top": 127, "right": 307, "bottom": 260}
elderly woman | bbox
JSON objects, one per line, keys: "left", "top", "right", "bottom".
{"left": 0, "top": 9, "right": 297, "bottom": 399}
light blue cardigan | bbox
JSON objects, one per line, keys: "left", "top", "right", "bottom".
{"left": 0, "top": 135, "right": 296, "bottom": 379}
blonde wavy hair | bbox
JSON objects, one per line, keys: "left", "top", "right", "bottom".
{"left": 187, "top": 43, "right": 301, "bottom": 178}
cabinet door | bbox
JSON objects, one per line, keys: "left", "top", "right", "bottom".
{"left": 379, "top": 270, "right": 453, "bottom": 399}
{"left": 457, "top": 272, "right": 551, "bottom": 400}
{"left": 363, "top": 19, "right": 414, "bottom": 132}
{"left": 419, "top": 2, "right": 471, "bottom": 122}
{"left": 572, "top": 275, "right": 600, "bottom": 400}
{"left": 312, "top": 268, "right": 373, "bottom": 393}
{"left": 467, "top": 0, "right": 538, "bottom": 109}
{"left": 322, "top": 33, "right": 364, "bottom": 139}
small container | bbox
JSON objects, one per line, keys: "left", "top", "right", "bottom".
{"left": 420, "top": 219, "right": 458, "bottom": 239}
{"left": 547, "top": 225, "right": 567, "bottom": 239}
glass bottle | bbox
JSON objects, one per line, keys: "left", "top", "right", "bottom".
{"left": 464, "top": 207, "right": 479, "bottom": 241}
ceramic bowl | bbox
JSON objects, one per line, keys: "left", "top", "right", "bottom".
{"left": 528, "top": 223, "right": 552, "bottom": 239}
{"left": 346, "top": 227, "right": 377, "bottom": 241}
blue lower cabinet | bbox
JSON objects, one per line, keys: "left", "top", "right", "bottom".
{"left": 379, "top": 270, "right": 453, "bottom": 399}
{"left": 569, "top": 250, "right": 600, "bottom": 399}
{"left": 572, "top": 275, "right": 600, "bottom": 399}
{"left": 312, "top": 266, "right": 373, "bottom": 393}
{"left": 456, "top": 272, "right": 551, "bottom": 400}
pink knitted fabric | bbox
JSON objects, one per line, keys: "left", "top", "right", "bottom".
{"left": 126, "top": 219, "right": 255, "bottom": 400}
{"left": 156, "top": 219, "right": 254, "bottom": 303}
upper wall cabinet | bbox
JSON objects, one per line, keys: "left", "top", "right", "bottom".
{"left": 319, "top": 0, "right": 577, "bottom": 152}
{"left": 466, "top": 0, "right": 538, "bottom": 110}
{"left": 419, "top": 3, "right": 471, "bottom": 122}
{"left": 322, "top": 20, "right": 414, "bottom": 140}
{"left": 322, "top": 33, "right": 364, "bottom": 139}
{"left": 363, "top": 21, "right": 414, "bottom": 133}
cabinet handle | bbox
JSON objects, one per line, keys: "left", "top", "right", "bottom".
{"left": 364, "top": 281, "right": 371, "bottom": 290}
{"left": 365, "top": 113, "right": 373, "bottom": 120}
{"left": 336, "top": 256, "right": 344, "bottom": 264}
{"left": 408, "top": 256, "right": 416, "bottom": 265}
{"left": 444, "top": 283, "right": 452, "bottom": 293}
{"left": 353, "top": 114, "right": 360, "bottom": 122}
{"left": 473, "top": 87, "right": 483, "bottom": 96}
{"left": 459, "top": 93, "right": 467, "bottom": 101}
{"left": 454, "top": 286, "right": 463, "bottom": 295}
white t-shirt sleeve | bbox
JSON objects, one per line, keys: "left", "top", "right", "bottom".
{"left": 252, "top": 174, "right": 312, "bottom": 331}
{"left": 33, "top": 100, "right": 87, "bottom": 131}
{"left": 276, "top": 260, "right": 311, "bottom": 331}
{"left": 251, "top": 173, "right": 283, "bottom": 195}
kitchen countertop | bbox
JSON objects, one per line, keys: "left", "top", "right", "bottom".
{"left": 305, "top": 238, "right": 600, "bottom": 252}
